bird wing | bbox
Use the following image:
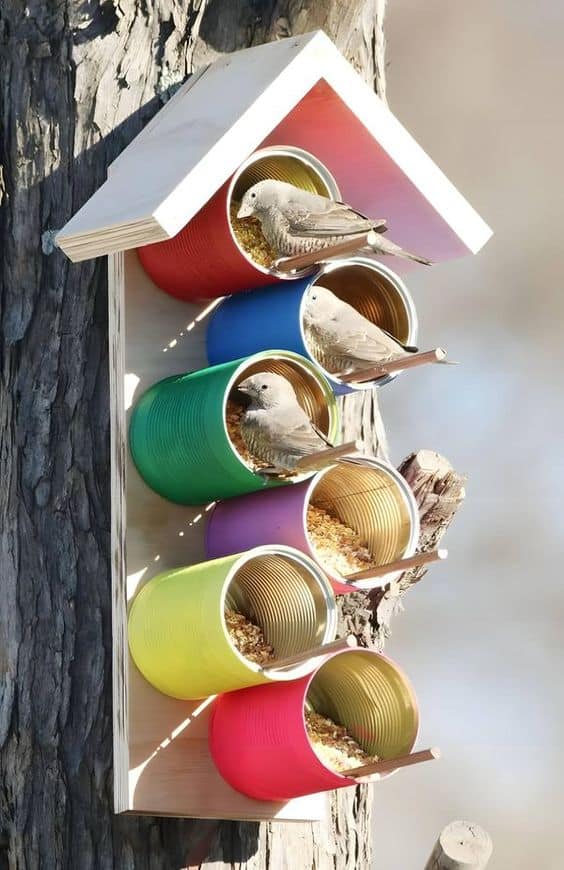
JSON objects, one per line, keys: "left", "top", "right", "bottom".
{"left": 268, "top": 416, "right": 328, "bottom": 457}
{"left": 330, "top": 319, "right": 415, "bottom": 363}
{"left": 310, "top": 421, "right": 334, "bottom": 447}
{"left": 284, "top": 198, "right": 387, "bottom": 238}
{"left": 379, "top": 327, "right": 418, "bottom": 353}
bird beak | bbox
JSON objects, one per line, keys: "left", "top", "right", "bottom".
{"left": 236, "top": 380, "right": 251, "bottom": 395}
{"left": 237, "top": 202, "right": 252, "bottom": 219}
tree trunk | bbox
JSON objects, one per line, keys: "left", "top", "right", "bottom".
{"left": 0, "top": 2, "right": 458, "bottom": 868}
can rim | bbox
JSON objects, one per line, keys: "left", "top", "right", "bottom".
{"left": 226, "top": 145, "right": 341, "bottom": 280}
{"left": 299, "top": 647, "right": 420, "bottom": 782}
{"left": 219, "top": 544, "right": 338, "bottom": 681}
{"left": 298, "top": 256, "right": 419, "bottom": 390}
{"left": 300, "top": 456, "right": 421, "bottom": 591}
{"left": 221, "top": 349, "right": 341, "bottom": 483}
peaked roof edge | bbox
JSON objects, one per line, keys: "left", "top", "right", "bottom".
{"left": 57, "top": 31, "right": 327, "bottom": 261}
{"left": 57, "top": 30, "right": 492, "bottom": 262}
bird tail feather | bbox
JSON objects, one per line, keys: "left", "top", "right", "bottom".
{"left": 370, "top": 234, "right": 432, "bottom": 266}
{"left": 398, "top": 249, "right": 433, "bottom": 267}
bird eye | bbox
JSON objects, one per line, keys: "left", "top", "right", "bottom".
{"left": 251, "top": 192, "right": 256, "bottom": 199}
{"left": 311, "top": 294, "right": 317, "bottom": 301}
{"left": 261, "top": 384, "right": 268, "bottom": 390}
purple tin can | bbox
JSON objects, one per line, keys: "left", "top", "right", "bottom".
{"left": 206, "top": 457, "right": 420, "bottom": 594}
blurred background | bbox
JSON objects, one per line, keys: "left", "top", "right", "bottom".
{"left": 373, "top": 1, "right": 564, "bottom": 867}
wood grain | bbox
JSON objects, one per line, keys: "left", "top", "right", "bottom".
{"left": 425, "top": 821, "right": 493, "bottom": 870}
{"left": 116, "top": 250, "right": 326, "bottom": 822}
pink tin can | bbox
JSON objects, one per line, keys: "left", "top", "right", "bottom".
{"left": 209, "top": 648, "right": 419, "bottom": 801}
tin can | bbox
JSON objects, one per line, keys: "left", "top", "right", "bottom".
{"left": 209, "top": 648, "right": 419, "bottom": 801}
{"left": 128, "top": 545, "right": 337, "bottom": 700}
{"left": 129, "top": 350, "right": 340, "bottom": 505}
{"left": 137, "top": 146, "right": 341, "bottom": 301}
{"left": 206, "top": 457, "right": 420, "bottom": 593}
{"left": 207, "top": 257, "right": 418, "bottom": 394}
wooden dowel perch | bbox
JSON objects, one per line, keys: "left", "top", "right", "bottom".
{"left": 273, "top": 231, "right": 376, "bottom": 273}
{"left": 261, "top": 635, "right": 357, "bottom": 672}
{"left": 343, "top": 747, "right": 440, "bottom": 779}
{"left": 346, "top": 548, "right": 448, "bottom": 582}
{"left": 339, "top": 348, "right": 448, "bottom": 384}
{"left": 295, "top": 440, "right": 360, "bottom": 473}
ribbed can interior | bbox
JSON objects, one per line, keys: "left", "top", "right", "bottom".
{"left": 225, "top": 552, "right": 335, "bottom": 662}
{"left": 306, "top": 650, "right": 419, "bottom": 761}
{"left": 306, "top": 462, "right": 413, "bottom": 572}
{"left": 228, "top": 148, "right": 340, "bottom": 274}
{"left": 304, "top": 260, "right": 416, "bottom": 385}
{"left": 228, "top": 355, "right": 336, "bottom": 464}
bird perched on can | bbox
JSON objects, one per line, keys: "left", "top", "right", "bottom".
{"left": 302, "top": 284, "right": 419, "bottom": 376}
{"left": 237, "top": 179, "right": 431, "bottom": 266}
{"left": 234, "top": 371, "right": 334, "bottom": 475}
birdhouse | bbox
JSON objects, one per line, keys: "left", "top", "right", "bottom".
{"left": 57, "top": 29, "right": 491, "bottom": 822}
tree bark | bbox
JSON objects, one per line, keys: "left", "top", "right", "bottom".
{"left": 369, "top": 450, "right": 466, "bottom": 648}
{"left": 0, "top": 2, "right": 458, "bottom": 868}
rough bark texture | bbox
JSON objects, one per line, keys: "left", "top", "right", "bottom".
{"left": 0, "top": 2, "right": 460, "bottom": 868}
{"left": 369, "top": 450, "right": 467, "bottom": 648}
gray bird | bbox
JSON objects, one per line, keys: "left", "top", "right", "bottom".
{"left": 302, "top": 284, "right": 419, "bottom": 375}
{"left": 237, "top": 179, "right": 431, "bottom": 266}
{"left": 235, "top": 372, "right": 332, "bottom": 474}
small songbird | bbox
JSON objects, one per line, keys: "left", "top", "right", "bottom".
{"left": 302, "top": 284, "right": 419, "bottom": 375}
{"left": 237, "top": 179, "right": 431, "bottom": 266}
{"left": 235, "top": 372, "right": 332, "bottom": 474}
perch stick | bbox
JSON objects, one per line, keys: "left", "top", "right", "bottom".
{"left": 339, "top": 348, "right": 448, "bottom": 384}
{"left": 294, "top": 440, "right": 360, "bottom": 472}
{"left": 273, "top": 231, "right": 377, "bottom": 273}
{"left": 345, "top": 548, "right": 448, "bottom": 582}
{"left": 343, "top": 747, "right": 441, "bottom": 778}
{"left": 261, "top": 635, "right": 357, "bottom": 672}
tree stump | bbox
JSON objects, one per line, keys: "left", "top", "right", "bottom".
{"left": 425, "top": 821, "right": 493, "bottom": 870}
{"left": 0, "top": 1, "right": 466, "bottom": 867}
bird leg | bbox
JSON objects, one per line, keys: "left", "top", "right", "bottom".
{"left": 256, "top": 466, "right": 294, "bottom": 480}
{"left": 339, "top": 348, "right": 450, "bottom": 383}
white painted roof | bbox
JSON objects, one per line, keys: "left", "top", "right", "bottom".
{"left": 57, "top": 30, "right": 492, "bottom": 262}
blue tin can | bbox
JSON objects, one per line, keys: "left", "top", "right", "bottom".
{"left": 206, "top": 257, "right": 418, "bottom": 395}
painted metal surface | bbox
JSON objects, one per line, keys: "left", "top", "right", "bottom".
{"left": 209, "top": 648, "right": 419, "bottom": 800}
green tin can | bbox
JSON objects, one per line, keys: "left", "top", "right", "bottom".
{"left": 129, "top": 350, "right": 340, "bottom": 505}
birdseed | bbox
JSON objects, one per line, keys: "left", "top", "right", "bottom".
{"left": 224, "top": 608, "right": 275, "bottom": 666}
{"left": 306, "top": 504, "right": 378, "bottom": 577}
{"left": 230, "top": 202, "right": 277, "bottom": 269}
{"left": 305, "top": 709, "right": 379, "bottom": 773}
{"left": 225, "top": 400, "right": 271, "bottom": 471}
